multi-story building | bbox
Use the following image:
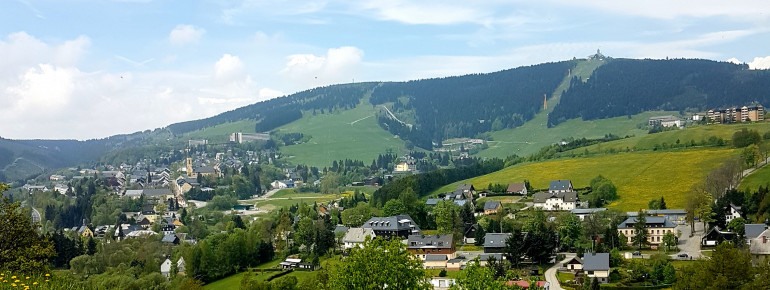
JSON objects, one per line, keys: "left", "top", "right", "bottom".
{"left": 362, "top": 214, "right": 421, "bottom": 239}
{"left": 617, "top": 216, "right": 677, "bottom": 246}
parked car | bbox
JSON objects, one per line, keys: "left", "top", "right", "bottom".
{"left": 632, "top": 251, "right": 642, "bottom": 256}
{"left": 677, "top": 253, "right": 689, "bottom": 259}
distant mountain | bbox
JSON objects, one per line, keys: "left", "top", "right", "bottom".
{"left": 4, "top": 57, "right": 770, "bottom": 182}
{"left": 370, "top": 61, "right": 575, "bottom": 148}
{"left": 548, "top": 59, "right": 770, "bottom": 126}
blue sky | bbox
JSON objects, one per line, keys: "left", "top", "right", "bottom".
{"left": 1, "top": 0, "right": 769, "bottom": 140}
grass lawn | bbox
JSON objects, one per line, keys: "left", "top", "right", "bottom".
{"left": 740, "top": 162, "right": 770, "bottom": 192}
{"left": 476, "top": 196, "right": 522, "bottom": 204}
{"left": 255, "top": 196, "right": 339, "bottom": 212}
{"left": 570, "top": 122, "right": 770, "bottom": 155}
{"left": 433, "top": 149, "right": 737, "bottom": 211}
{"left": 276, "top": 97, "right": 406, "bottom": 167}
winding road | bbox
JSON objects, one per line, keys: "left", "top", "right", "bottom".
{"left": 545, "top": 253, "right": 575, "bottom": 290}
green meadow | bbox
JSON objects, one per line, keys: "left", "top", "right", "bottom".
{"left": 435, "top": 149, "right": 737, "bottom": 212}
{"left": 275, "top": 98, "right": 406, "bottom": 167}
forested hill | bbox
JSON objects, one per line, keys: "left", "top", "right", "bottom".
{"left": 167, "top": 83, "right": 378, "bottom": 135}
{"left": 548, "top": 59, "right": 770, "bottom": 127}
{"left": 370, "top": 61, "right": 575, "bottom": 149}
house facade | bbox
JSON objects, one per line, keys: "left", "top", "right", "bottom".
{"left": 506, "top": 183, "right": 527, "bottom": 196}
{"left": 582, "top": 253, "right": 610, "bottom": 284}
{"left": 483, "top": 233, "right": 511, "bottom": 253}
{"left": 533, "top": 191, "right": 579, "bottom": 211}
{"left": 726, "top": 203, "right": 742, "bottom": 223}
{"left": 617, "top": 216, "right": 677, "bottom": 246}
{"left": 484, "top": 201, "right": 503, "bottom": 215}
{"left": 342, "top": 228, "right": 376, "bottom": 249}
{"left": 408, "top": 234, "right": 456, "bottom": 260}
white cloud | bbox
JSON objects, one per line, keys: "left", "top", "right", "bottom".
{"left": 747, "top": 56, "right": 770, "bottom": 69}
{"left": 281, "top": 46, "right": 363, "bottom": 88}
{"left": 0, "top": 32, "right": 281, "bottom": 140}
{"left": 214, "top": 54, "right": 246, "bottom": 82}
{"left": 169, "top": 25, "right": 205, "bottom": 45}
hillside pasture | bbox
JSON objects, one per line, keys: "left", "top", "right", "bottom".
{"left": 740, "top": 163, "right": 770, "bottom": 192}
{"left": 183, "top": 120, "right": 257, "bottom": 144}
{"left": 434, "top": 149, "right": 737, "bottom": 211}
{"left": 275, "top": 98, "right": 406, "bottom": 167}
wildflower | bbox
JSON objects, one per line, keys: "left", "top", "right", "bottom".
{"left": 45, "top": 280, "right": 49, "bottom": 282}
{"left": 11, "top": 276, "right": 16, "bottom": 279}
{"left": 15, "top": 279, "right": 20, "bottom": 282}
{"left": 45, "top": 274, "right": 50, "bottom": 277}
{"left": 25, "top": 277, "right": 29, "bottom": 279}
{"left": 33, "top": 282, "right": 38, "bottom": 285}
{"left": 12, "top": 283, "right": 17, "bottom": 286}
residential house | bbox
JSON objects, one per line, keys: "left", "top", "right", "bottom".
{"left": 582, "top": 253, "right": 610, "bottom": 284}
{"left": 565, "top": 256, "right": 583, "bottom": 270}
{"left": 49, "top": 174, "right": 66, "bottom": 181}
{"left": 362, "top": 214, "right": 421, "bottom": 239}
{"left": 194, "top": 166, "right": 219, "bottom": 178}
{"left": 506, "top": 183, "right": 528, "bottom": 196}
{"left": 161, "top": 259, "right": 173, "bottom": 279}
{"left": 746, "top": 224, "right": 768, "bottom": 241}
{"left": 702, "top": 227, "right": 735, "bottom": 246}
{"left": 549, "top": 180, "right": 573, "bottom": 192}
{"left": 484, "top": 201, "right": 503, "bottom": 215}
{"left": 280, "top": 258, "right": 303, "bottom": 269}
{"left": 455, "top": 184, "right": 476, "bottom": 199}
{"left": 271, "top": 180, "right": 295, "bottom": 189}
{"left": 463, "top": 224, "right": 479, "bottom": 244}
{"left": 162, "top": 233, "right": 180, "bottom": 245}
{"left": 571, "top": 208, "right": 607, "bottom": 221}
{"left": 617, "top": 217, "right": 677, "bottom": 246}
{"left": 342, "top": 228, "right": 376, "bottom": 249}
{"left": 726, "top": 203, "right": 742, "bottom": 223}
{"left": 533, "top": 191, "right": 579, "bottom": 211}
{"left": 426, "top": 198, "right": 441, "bottom": 207}
{"left": 447, "top": 257, "right": 464, "bottom": 271}
{"left": 430, "top": 277, "right": 456, "bottom": 289}
{"left": 126, "top": 230, "right": 158, "bottom": 238}
{"left": 73, "top": 225, "right": 94, "bottom": 238}
{"left": 423, "top": 254, "right": 449, "bottom": 269}
{"left": 484, "top": 233, "right": 512, "bottom": 253}
{"left": 648, "top": 116, "right": 682, "bottom": 128}
{"left": 408, "top": 234, "right": 456, "bottom": 260}
{"left": 478, "top": 253, "right": 504, "bottom": 266}
{"left": 177, "top": 257, "right": 186, "bottom": 276}
{"left": 750, "top": 229, "right": 770, "bottom": 263}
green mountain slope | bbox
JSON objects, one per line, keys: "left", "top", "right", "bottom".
{"left": 275, "top": 97, "right": 406, "bottom": 167}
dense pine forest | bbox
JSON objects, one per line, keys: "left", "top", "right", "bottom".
{"left": 370, "top": 61, "right": 575, "bottom": 149}
{"left": 549, "top": 59, "right": 770, "bottom": 126}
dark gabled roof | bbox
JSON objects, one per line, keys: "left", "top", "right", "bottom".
{"left": 582, "top": 253, "right": 609, "bottom": 271}
{"left": 425, "top": 254, "right": 448, "bottom": 261}
{"left": 507, "top": 183, "right": 526, "bottom": 193}
{"left": 484, "top": 201, "right": 502, "bottom": 211}
{"left": 162, "top": 234, "right": 179, "bottom": 243}
{"left": 143, "top": 188, "right": 172, "bottom": 197}
{"left": 549, "top": 180, "right": 572, "bottom": 191}
{"left": 408, "top": 234, "right": 453, "bottom": 249}
{"left": 457, "top": 184, "right": 475, "bottom": 192}
{"left": 745, "top": 224, "right": 768, "bottom": 239}
{"left": 478, "top": 253, "right": 503, "bottom": 261}
{"left": 618, "top": 216, "right": 676, "bottom": 229}
{"left": 426, "top": 198, "right": 441, "bottom": 206}
{"left": 334, "top": 225, "right": 349, "bottom": 234}
{"left": 483, "top": 233, "right": 511, "bottom": 248}
{"left": 362, "top": 214, "right": 421, "bottom": 234}
{"left": 533, "top": 191, "right": 578, "bottom": 203}
{"left": 570, "top": 208, "right": 606, "bottom": 214}
{"left": 566, "top": 256, "right": 583, "bottom": 264}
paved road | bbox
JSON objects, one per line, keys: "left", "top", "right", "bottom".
{"left": 674, "top": 222, "right": 705, "bottom": 259}
{"left": 259, "top": 188, "right": 281, "bottom": 200}
{"left": 545, "top": 253, "right": 575, "bottom": 290}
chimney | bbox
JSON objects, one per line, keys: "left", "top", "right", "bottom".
{"left": 764, "top": 236, "right": 767, "bottom": 244}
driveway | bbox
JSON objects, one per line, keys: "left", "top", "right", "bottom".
{"left": 545, "top": 253, "right": 575, "bottom": 290}
{"left": 674, "top": 222, "right": 705, "bottom": 259}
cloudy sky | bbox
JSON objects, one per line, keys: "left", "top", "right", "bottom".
{"left": 2, "top": 0, "right": 769, "bottom": 140}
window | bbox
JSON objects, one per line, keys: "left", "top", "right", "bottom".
{"left": 588, "top": 271, "right": 594, "bottom": 275}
